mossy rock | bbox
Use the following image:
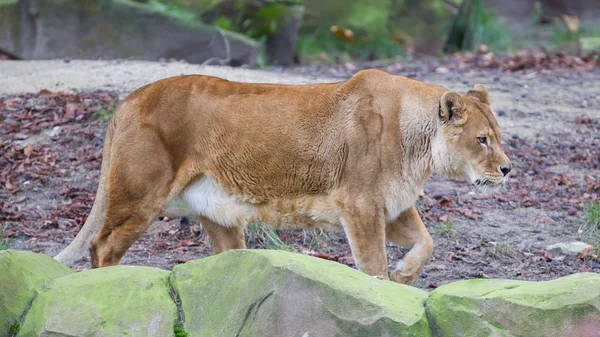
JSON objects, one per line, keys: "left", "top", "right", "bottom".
{"left": 17, "top": 266, "right": 178, "bottom": 337}
{"left": 171, "top": 249, "right": 431, "bottom": 337}
{"left": 427, "top": 273, "right": 600, "bottom": 337}
{"left": 0, "top": 0, "right": 257, "bottom": 65}
{"left": 0, "top": 250, "right": 73, "bottom": 336}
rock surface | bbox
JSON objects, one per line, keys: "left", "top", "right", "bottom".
{"left": 0, "top": 250, "right": 73, "bottom": 336}
{"left": 546, "top": 241, "right": 593, "bottom": 257}
{"left": 18, "top": 266, "right": 178, "bottom": 337}
{"left": 0, "top": 0, "right": 257, "bottom": 65}
{"left": 171, "top": 249, "right": 431, "bottom": 337}
{"left": 3, "top": 249, "right": 600, "bottom": 337}
{"left": 427, "top": 273, "right": 600, "bottom": 337}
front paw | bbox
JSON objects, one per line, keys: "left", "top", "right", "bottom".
{"left": 390, "top": 269, "right": 417, "bottom": 285}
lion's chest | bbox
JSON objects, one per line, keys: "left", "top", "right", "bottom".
{"left": 181, "top": 176, "right": 342, "bottom": 230}
{"left": 383, "top": 179, "right": 422, "bottom": 221}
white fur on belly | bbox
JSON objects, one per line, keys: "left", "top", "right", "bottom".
{"left": 181, "top": 176, "right": 255, "bottom": 227}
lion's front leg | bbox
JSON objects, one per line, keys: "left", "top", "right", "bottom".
{"left": 386, "top": 205, "right": 433, "bottom": 284}
{"left": 336, "top": 194, "right": 389, "bottom": 279}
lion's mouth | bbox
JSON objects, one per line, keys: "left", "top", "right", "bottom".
{"left": 473, "top": 177, "right": 505, "bottom": 193}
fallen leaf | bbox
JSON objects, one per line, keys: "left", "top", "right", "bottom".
{"left": 24, "top": 143, "right": 33, "bottom": 157}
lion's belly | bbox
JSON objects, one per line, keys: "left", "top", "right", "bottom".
{"left": 181, "top": 176, "right": 343, "bottom": 230}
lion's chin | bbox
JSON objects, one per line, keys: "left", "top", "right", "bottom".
{"left": 472, "top": 177, "right": 505, "bottom": 193}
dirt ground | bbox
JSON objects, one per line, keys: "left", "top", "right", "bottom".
{"left": 1, "top": 59, "right": 599, "bottom": 290}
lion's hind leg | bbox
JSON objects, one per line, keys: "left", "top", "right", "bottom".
{"left": 88, "top": 128, "right": 179, "bottom": 268}
{"left": 200, "top": 216, "right": 246, "bottom": 254}
{"left": 386, "top": 205, "right": 433, "bottom": 285}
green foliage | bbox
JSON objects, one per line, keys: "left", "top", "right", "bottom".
{"left": 583, "top": 201, "right": 600, "bottom": 236}
{"left": 445, "top": 0, "right": 514, "bottom": 53}
{"left": 168, "top": 0, "right": 222, "bottom": 15}
{"left": 531, "top": 1, "right": 542, "bottom": 24}
{"left": 298, "top": 0, "right": 404, "bottom": 62}
{"left": 216, "top": 1, "right": 288, "bottom": 40}
{"left": 246, "top": 223, "right": 294, "bottom": 251}
{"left": 215, "top": 16, "right": 234, "bottom": 31}
{"left": 488, "top": 242, "right": 517, "bottom": 260}
{"left": 93, "top": 107, "right": 116, "bottom": 122}
{"left": 551, "top": 24, "right": 580, "bottom": 53}
{"left": 0, "top": 228, "right": 10, "bottom": 250}
{"left": 9, "top": 322, "right": 20, "bottom": 336}
{"left": 174, "top": 323, "right": 188, "bottom": 337}
{"left": 147, "top": 0, "right": 198, "bottom": 21}
{"left": 436, "top": 222, "right": 456, "bottom": 239}
{"left": 465, "top": 0, "right": 513, "bottom": 51}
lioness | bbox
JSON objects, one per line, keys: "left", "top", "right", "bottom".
{"left": 54, "top": 69, "right": 511, "bottom": 284}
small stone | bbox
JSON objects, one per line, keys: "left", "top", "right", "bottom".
{"left": 521, "top": 93, "right": 528, "bottom": 98}
{"left": 546, "top": 241, "right": 593, "bottom": 257}
{"left": 581, "top": 100, "right": 588, "bottom": 108}
{"left": 434, "top": 264, "right": 447, "bottom": 271}
{"left": 483, "top": 267, "right": 495, "bottom": 274}
{"left": 64, "top": 57, "right": 71, "bottom": 63}
{"left": 537, "top": 235, "right": 545, "bottom": 241}
{"left": 48, "top": 126, "right": 61, "bottom": 138}
{"left": 433, "top": 193, "right": 443, "bottom": 200}
{"left": 551, "top": 259, "right": 561, "bottom": 265}
{"left": 568, "top": 208, "right": 577, "bottom": 216}
{"left": 497, "top": 109, "right": 506, "bottom": 116}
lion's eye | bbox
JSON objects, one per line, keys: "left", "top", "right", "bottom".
{"left": 477, "top": 137, "right": 488, "bottom": 145}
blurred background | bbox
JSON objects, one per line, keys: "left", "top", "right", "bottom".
{"left": 1, "top": 0, "right": 599, "bottom": 67}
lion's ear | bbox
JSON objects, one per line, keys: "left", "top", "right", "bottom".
{"left": 439, "top": 91, "right": 465, "bottom": 124}
{"left": 467, "top": 84, "right": 491, "bottom": 105}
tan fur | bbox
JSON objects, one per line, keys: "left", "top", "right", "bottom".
{"left": 54, "top": 69, "right": 511, "bottom": 283}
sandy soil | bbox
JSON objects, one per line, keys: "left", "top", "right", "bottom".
{"left": 1, "top": 60, "right": 599, "bottom": 289}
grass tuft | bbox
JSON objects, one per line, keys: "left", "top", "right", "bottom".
{"left": 582, "top": 201, "right": 600, "bottom": 237}
{"left": 173, "top": 323, "right": 187, "bottom": 337}
{"left": 93, "top": 107, "right": 116, "bottom": 122}
{"left": 436, "top": 222, "right": 457, "bottom": 239}
{"left": 488, "top": 242, "right": 517, "bottom": 260}
{"left": 9, "top": 322, "right": 20, "bottom": 336}
{"left": 246, "top": 223, "right": 295, "bottom": 251}
{"left": 0, "top": 228, "right": 10, "bottom": 250}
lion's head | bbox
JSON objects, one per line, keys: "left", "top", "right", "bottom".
{"left": 432, "top": 84, "right": 512, "bottom": 192}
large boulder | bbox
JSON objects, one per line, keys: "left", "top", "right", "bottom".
{"left": 0, "top": 0, "right": 257, "bottom": 65}
{"left": 0, "top": 250, "right": 73, "bottom": 336}
{"left": 170, "top": 249, "right": 431, "bottom": 337}
{"left": 427, "top": 273, "right": 600, "bottom": 337}
{"left": 18, "top": 266, "right": 178, "bottom": 337}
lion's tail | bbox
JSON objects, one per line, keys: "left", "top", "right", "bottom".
{"left": 54, "top": 116, "right": 115, "bottom": 267}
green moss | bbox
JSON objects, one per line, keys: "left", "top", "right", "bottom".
{"left": 18, "top": 266, "right": 178, "bottom": 337}
{"left": 0, "top": 250, "right": 73, "bottom": 336}
{"left": 428, "top": 273, "right": 600, "bottom": 337}
{"left": 171, "top": 249, "right": 431, "bottom": 337}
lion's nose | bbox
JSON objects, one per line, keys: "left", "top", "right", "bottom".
{"left": 500, "top": 164, "right": 512, "bottom": 176}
